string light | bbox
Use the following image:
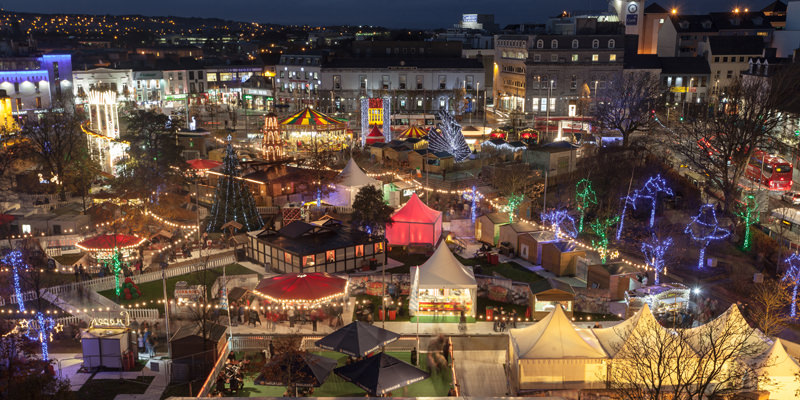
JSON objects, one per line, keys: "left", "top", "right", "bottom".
{"left": 541, "top": 209, "right": 578, "bottom": 239}
{"left": 641, "top": 233, "right": 673, "bottom": 286}
{"left": 641, "top": 175, "right": 673, "bottom": 228}
{"left": 782, "top": 254, "right": 800, "bottom": 317}
{"left": 575, "top": 179, "right": 597, "bottom": 233}
{"left": 736, "top": 194, "right": 759, "bottom": 251}
{"left": 2, "top": 250, "right": 27, "bottom": 311}
{"left": 590, "top": 216, "right": 620, "bottom": 264}
{"left": 685, "top": 204, "right": 730, "bottom": 269}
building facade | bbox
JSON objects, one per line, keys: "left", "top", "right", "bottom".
{"left": 0, "top": 53, "right": 72, "bottom": 113}
{"left": 275, "top": 53, "right": 323, "bottom": 112}
{"left": 73, "top": 67, "right": 133, "bottom": 103}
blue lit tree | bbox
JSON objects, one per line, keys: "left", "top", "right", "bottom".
{"left": 641, "top": 175, "right": 673, "bottom": 228}
{"left": 541, "top": 209, "right": 578, "bottom": 239}
{"left": 641, "top": 233, "right": 673, "bottom": 285}
{"left": 206, "top": 135, "right": 264, "bottom": 232}
{"left": 782, "top": 254, "right": 800, "bottom": 317}
{"left": 575, "top": 179, "right": 597, "bottom": 233}
{"left": 462, "top": 186, "right": 482, "bottom": 224}
{"left": 616, "top": 189, "right": 644, "bottom": 241}
{"left": 2, "top": 249, "right": 27, "bottom": 311}
{"left": 684, "top": 204, "right": 730, "bottom": 269}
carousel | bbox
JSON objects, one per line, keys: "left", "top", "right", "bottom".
{"left": 76, "top": 233, "right": 146, "bottom": 263}
{"left": 280, "top": 107, "right": 348, "bottom": 153}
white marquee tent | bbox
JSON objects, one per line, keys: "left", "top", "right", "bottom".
{"left": 509, "top": 305, "right": 608, "bottom": 391}
{"left": 326, "top": 158, "right": 382, "bottom": 207}
{"left": 409, "top": 243, "right": 477, "bottom": 318}
{"left": 752, "top": 339, "right": 800, "bottom": 399}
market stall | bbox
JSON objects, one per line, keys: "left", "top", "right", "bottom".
{"left": 385, "top": 193, "right": 442, "bottom": 247}
{"left": 409, "top": 243, "right": 477, "bottom": 319}
{"left": 81, "top": 318, "right": 135, "bottom": 370}
{"left": 280, "top": 107, "right": 348, "bottom": 153}
{"left": 326, "top": 158, "right": 382, "bottom": 207}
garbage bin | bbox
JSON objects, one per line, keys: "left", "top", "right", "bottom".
{"left": 388, "top": 310, "right": 397, "bottom": 320}
{"left": 487, "top": 252, "right": 499, "bottom": 265}
{"left": 486, "top": 306, "right": 494, "bottom": 320}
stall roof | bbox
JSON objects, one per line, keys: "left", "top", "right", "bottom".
{"left": 510, "top": 305, "right": 607, "bottom": 359}
{"left": 415, "top": 243, "right": 476, "bottom": 289}
{"left": 592, "top": 304, "right": 665, "bottom": 357}
{"left": 337, "top": 159, "right": 381, "bottom": 188}
{"left": 485, "top": 212, "right": 510, "bottom": 224}
{"left": 391, "top": 193, "right": 441, "bottom": 224}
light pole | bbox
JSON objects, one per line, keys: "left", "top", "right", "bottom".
{"left": 545, "top": 79, "right": 553, "bottom": 140}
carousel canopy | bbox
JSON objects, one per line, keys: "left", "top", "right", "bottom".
{"left": 280, "top": 107, "right": 343, "bottom": 126}
{"left": 337, "top": 158, "right": 380, "bottom": 188}
{"left": 399, "top": 126, "right": 427, "bottom": 139}
{"left": 253, "top": 272, "right": 348, "bottom": 304}
{"left": 76, "top": 234, "right": 146, "bottom": 251}
{"left": 315, "top": 321, "right": 400, "bottom": 357}
{"left": 186, "top": 159, "right": 222, "bottom": 170}
{"left": 415, "top": 243, "right": 476, "bottom": 289}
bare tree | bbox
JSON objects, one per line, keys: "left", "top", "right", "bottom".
{"left": 491, "top": 163, "right": 544, "bottom": 222}
{"left": 746, "top": 279, "right": 793, "bottom": 337}
{"left": 593, "top": 71, "right": 661, "bottom": 147}
{"left": 669, "top": 67, "right": 800, "bottom": 214}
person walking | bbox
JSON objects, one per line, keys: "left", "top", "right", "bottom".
{"left": 442, "top": 336, "right": 451, "bottom": 366}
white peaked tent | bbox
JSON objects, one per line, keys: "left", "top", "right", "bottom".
{"left": 509, "top": 306, "right": 608, "bottom": 390}
{"left": 684, "top": 304, "right": 771, "bottom": 356}
{"left": 409, "top": 243, "right": 477, "bottom": 318}
{"left": 327, "top": 158, "right": 382, "bottom": 207}
{"left": 752, "top": 339, "right": 800, "bottom": 399}
{"left": 593, "top": 304, "right": 667, "bottom": 357}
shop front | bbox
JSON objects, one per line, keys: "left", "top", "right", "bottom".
{"left": 410, "top": 243, "right": 477, "bottom": 321}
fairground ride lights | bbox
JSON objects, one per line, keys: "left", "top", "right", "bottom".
{"left": 75, "top": 236, "right": 147, "bottom": 252}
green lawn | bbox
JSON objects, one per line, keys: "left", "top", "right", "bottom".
{"left": 476, "top": 298, "right": 528, "bottom": 322}
{"left": 476, "top": 262, "right": 544, "bottom": 284}
{"left": 98, "top": 263, "right": 258, "bottom": 311}
{"left": 237, "top": 351, "right": 451, "bottom": 397}
{"left": 53, "top": 253, "right": 85, "bottom": 266}
{"left": 76, "top": 376, "right": 153, "bottom": 400}
{"left": 385, "top": 248, "right": 430, "bottom": 273}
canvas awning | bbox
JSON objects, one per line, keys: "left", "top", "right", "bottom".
{"left": 280, "top": 107, "right": 343, "bottom": 126}
{"left": 337, "top": 158, "right": 381, "bottom": 188}
{"left": 333, "top": 352, "right": 429, "bottom": 396}
{"left": 399, "top": 126, "right": 427, "bottom": 139}
{"left": 415, "top": 243, "right": 476, "bottom": 289}
{"left": 76, "top": 234, "right": 146, "bottom": 251}
{"left": 510, "top": 305, "right": 607, "bottom": 359}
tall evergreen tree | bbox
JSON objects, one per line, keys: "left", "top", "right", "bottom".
{"left": 206, "top": 136, "right": 263, "bottom": 232}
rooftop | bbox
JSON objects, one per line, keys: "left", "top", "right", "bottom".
{"left": 252, "top": 220, "right": 379, "bottom": 255}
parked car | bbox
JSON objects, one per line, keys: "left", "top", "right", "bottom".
{"left": 782, "top": 191, "right": 800, "bottom": 205}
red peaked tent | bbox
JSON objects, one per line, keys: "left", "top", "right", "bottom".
{"left": 365, "top": 126, "right": 385, "bottom": 145}
{"left": 253, "top": 272, "right": 348, "bottom": 304}
{"left": 187, "top": 159, "right": 222, "bottom": 170}
{"left": 385, "top": 193, "right": 442, "bottom": 246}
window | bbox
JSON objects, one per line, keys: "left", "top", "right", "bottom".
{"left": 592, "top": 54, "right": 599, "bottom": 62}
{"left": 190, "top": 83, "right": 196, "bottom": 93}
{"left": 551, "top": 79, "right": 557, "bottom": 89}
{"left": 382, "top": 75, "right": 390, "bottom": 89}
{"left": 533, "top": 54, "right": 541, "bottom": 62}
{"left": 609, "top": 54, "right": 617, "bottom": 62}
{"left": 723, "top": 57, "right": 728, "bottom": 62}
{"left": 592, "top": 39, "right": 599, "bottom": 49}
{"left": 536, "top": 39, "right": 544, "bottom": 48}
{"left": 374, "top": 242, "right": 384, "bottom": 253}
{"left": 13, "top": 82, "right": 19, "bottom": 93}
{"left": 417, "top": 99, "right": 423, "bottom": 108}
{"left": 572, "top": 39, "right": 579, "bottom": 49}
{"left": 466, "top": 75, "right": 474, "bottom": 90}
{"left": 416, "top": 75, "right": 423, "bottom": 90}
{"left": 439, "top": 75, "right": 446, "bottom": 89}
{"left": 302, "top": 255, "right": 315, "bottom": 266}
{"left": 531, "top": 97, "right": 539, "bottom": 110}
{"left": 571, "top": 54, "right": 579, "bottom": 62}
{"left": 439, "top": 99, "right": 446, "bottom": 108}
{"left": 198, "top": 71, "right": 203, "bottom": 80}
{"left": 608, "top": 39, "right": 615, "bottom": 48}
{"left": 207, "top": 73, "right": 217, "bottom": 82}
{"left": 284, "top": 252, "right": 292, "bottom": 264}
{"left": 714, "top": 57, "right": 720, "bottom": 62}
{"left": 359, "top": 75, "right": 367, "bottom": 89}
{"left": 540, "top": 97, "right": 547, "bottom": 112}
{"left": 326, "top": 250, "right": 335, "bottom": 262}
{"left": 189, "top": 71, "right": 195, "bottom": 80}
{"left": 333, "top": 75, "right": 341, "bottom": 90}
{"left": 35, "top": 97, "right": 41, "bottom": 108}
{"left": 739, "top": 57, "right": 744, "bottom": 62}
{"left": 570, "top": 75, "right": 577, "bottom": 89}
{"left": 177, "top": 72, "right": 183, "bottom": 80}
{"left": 399, "top": 75, "right": 407, "bottom": 89}
{"left": 355, "top": 245, "right": 364, "bottom": 257}
{"left": 551, "top": 54, "right": 559, "bottom": 62}
{"left": 727, "top": 70, "right": 733, "bottom": 79}
{"left": 279, "top": 71, "right": 285, "bottom": 79}
{"left": 550, "top": 39, "right": 558, "bottom": 49}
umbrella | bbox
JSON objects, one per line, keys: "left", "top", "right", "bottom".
{"left": 315, "top": 321, "right": 400, "bottom": 357}
{"left": 253, "top": 272, "right": 348, "bottom": 304}
{"left": 257, "top": 352, "right": 337, "bottom": 387}
{"left": 334, "top": 352, "right": 430, "bottom": 396}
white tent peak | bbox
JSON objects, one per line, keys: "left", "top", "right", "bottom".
{"left": 416, "top": 243, "right": 476, "bottom": 289}
{"left": 510, "top": 305, "right": 608, "bottom": 359}
{"left": 337, "top": 158, "right": 380, "bottom": 187}
{"left": 593, "top": 304, "right": 663, "bottom": 357}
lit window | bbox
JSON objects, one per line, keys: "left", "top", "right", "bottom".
{"left": 303, "top": 255, "right": 315, "bottom": 266}
{"left": 355, "top": 245, "right": 364, "bottom": 257}
{"left": 571, "top": 54, "right": 579, "bottom": 62}
{"left": 592, "top": 54, "right": 599, "bottom": 62}
{"left": 284, "top": 252, "right": 292, "bottom": 264}
{"left": 551, "top": 39, "right": 558, "bottom": 49}
{"left": 609, "top": 54, "right": 617, "bottom": 62}
{"left": 374, "top": 242, "right": 384, "bottom": 253}
{"left": 326, "top": 250, "right": 335, "bottom": 262}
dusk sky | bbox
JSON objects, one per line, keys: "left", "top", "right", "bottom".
{"left": 3, "top": 0, "right": 780, "bottom": 28}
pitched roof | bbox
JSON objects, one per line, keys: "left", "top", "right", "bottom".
{"left": 391, "top": 193, "right": 442, "bottom": 224}
{"left": 502, "top": 221, "right": 538, "bottom": 234}
{"left": 337, "top": 158, "right": 381, "bottom": 187}
{"left": 708, "top": 36, "right": 764, "bottom": 55}
{"left": 485, "top": 212, "right": 510, "bottom": 224}
{"left": 510, "top": 306, "right": 607, "bottom": 359}
{"left": 624, "top": 54, "right": 661, "bottom": 70}
{"left": 415, "top": 243, "right": 476, "bottom": 289}
{"left": 645, "top": 3, "right": 669, "bottom": 13}
{"left": 592, "top": 305, "right": 668, "bottom": 357}
{"left": 761, "top": 0, "right": 787, "bottom": 13}
{"left": 530, "top": 278, "right": 575, "bottom": 295}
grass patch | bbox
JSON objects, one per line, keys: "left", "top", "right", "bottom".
{"left": 76, "top": 376, "right": 153, "bottom": 400}
{"left": 385, "top": 248, "right": 430, "bottom": 273}
{"left": 98, "top": 263, "right": 257, "bottom": 311}
{"left": 475, "top": 298, "right": 528, "bottom": 322}
{"left": 238, "top": 351, "right": 451, "bottom": 397}
{"left": 53, "top": 253, "right": 85, "bottom": 266}
{"left": 475, "top": 262, "right": 543, "bottom": 284}
{"left": 352, "top": 294, "right": 410, "bottom": 322}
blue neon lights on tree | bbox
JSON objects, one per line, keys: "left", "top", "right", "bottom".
{"left": 541, "top": 209, "right": 578, "bottom": 238}
{"left": 684, "top": 204, "right": 730, "bottom": 269}
{"left": 2, "top": 250, "right": 27, "bottom": 311}
{"left": 462, "top": 186, "right": 482, "bottom": 224}
{"left": 640, "top": 233, "right": 673, "bottom": 285}
{"left": 641, "top": 174, "right": 673, "bottom": 228}
{"left": 575, "top": 179, "right": 597, "bottom": 233}
{"left": 616, "top": 189, "right": 645, "bottom": 240}
{"left": 206, "top": 135, "right": 264, "bottom": 232}
{"left": 591, "top": 216, "right": 620, "bottom": 263}
{"left": 782, "top": 254, "right": 800, "bottom": 317}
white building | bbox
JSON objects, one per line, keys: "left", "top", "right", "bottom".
{"left": 72, "top": 67, "right": 133, "bottom": 103}
{"left": 276, "top": 53, "right": 323, "bottom": 112}
{"left": 0, "top": 53, "right": 72, "bottom": 113}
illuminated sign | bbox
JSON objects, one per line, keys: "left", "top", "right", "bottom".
{"left": 670, "top": 87, "right": 697, "bottom": 93}
{"left": 164, "top": 93, "right": 188, "bottom": 101}
{"left": 368, "top": 98, "right": 384, "bottom": 125}
{"left": 90, "top": 311, "right": 130, "bottom": 328}
{"left": 463, "top": 14, "right": 478, "bottom": 23}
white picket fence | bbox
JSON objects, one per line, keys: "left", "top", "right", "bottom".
{"left": 9, "top": 252, "right": 236, "bottom": 305}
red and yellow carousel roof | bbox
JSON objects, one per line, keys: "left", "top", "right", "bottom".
{"left": 76, "top": 234, "right": 146, "bottom": 251}
{"left": 399, "top": 126, "right": 427, "bottom": 139}
{"left": 280, "top": 107, "right": 343, "bottom": 126}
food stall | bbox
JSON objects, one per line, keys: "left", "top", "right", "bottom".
{"left": 81, "top": 315, "right": 135, "bottom": 370}
{"left": 409, "top": 243, "right": 477, "bottom": 319}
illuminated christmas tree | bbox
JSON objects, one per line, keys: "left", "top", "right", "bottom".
{"left": 641, "top": 233, "right": 673, "bottom": 285}
{"left": 736, "top": 194, "right": 759, "bottom": 251}
{"left": 206, "top": 135, "right": 264, "bottom": 232}
{"left": 591, "top": 216, "right": 620, "bottom": 263}
{"left": 541, "top": 209, "right": 578, "bottom": 239}
{"left": 575, "top": 179, "right": 597, "bottom": 233}
{"left": 428, "top": 109, "right": 471, "bottom": 162}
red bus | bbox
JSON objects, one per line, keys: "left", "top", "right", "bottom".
{"left": 746, "top": 150, "right": 792, "bottom": 191}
